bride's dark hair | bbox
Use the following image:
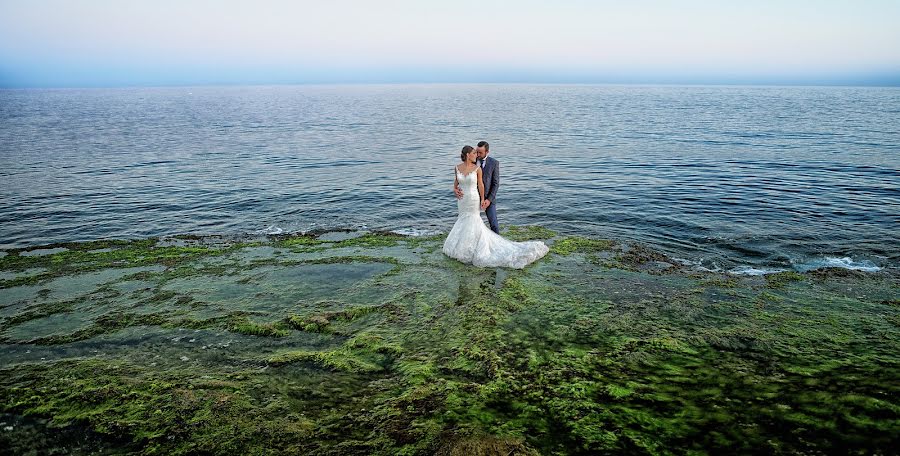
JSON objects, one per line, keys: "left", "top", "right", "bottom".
{"left": 460, "top": 145, "right": 474, "bottom": 162}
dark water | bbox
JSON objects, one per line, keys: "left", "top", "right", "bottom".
{"left": 1, "top": 84, "right": 898, "bottom": 272}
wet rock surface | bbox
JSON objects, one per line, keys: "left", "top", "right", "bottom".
{"left": 0, "top": 229, "right": 898, "bottom": 455}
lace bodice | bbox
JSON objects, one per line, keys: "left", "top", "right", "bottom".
{"left": 456, "top": 167, "right": 481, "bottom": 213}
{"left": 456, "top": 167, "right": 478, "bottom": 191}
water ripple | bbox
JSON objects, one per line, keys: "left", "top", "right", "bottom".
{"left": 1, "top": 84, "right": 898, "bottom": 271}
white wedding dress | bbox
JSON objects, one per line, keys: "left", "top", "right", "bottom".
{"left": 443, "top": 166, "right": 549, "bottom": 269}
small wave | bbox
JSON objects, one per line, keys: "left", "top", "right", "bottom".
{"left": 391, "top": 228, "right": 443, "bottom": 237}
{"left": 728, "top": 266, "right": 788, "bottom": 276}
{"left": 673, "top": 257, "right": 724, "bottom": 273}
{"left": 793, "top": 257, "right": 881, "bottom": 273}
{"left": 727, "top": 256, "right": 883, "bottom": 276}
{"left": 256, "top": 225, "right": 284, "bottom": 235}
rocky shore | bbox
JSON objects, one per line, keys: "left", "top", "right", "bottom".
{"left": 1, "top": 227, "right": 897, "bottom": 454}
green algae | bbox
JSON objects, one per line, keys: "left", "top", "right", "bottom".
{"left": 765, "top": 270, "right": 806, "bottom": 288}
{"left": 547, "top": 237, "right": 677, "bottom": 273}
{"left": 0, "top": 239, "right": 223, "bottom": 289}
{"left": 550, "top": 236, "right": 615, "bottom": 255}
{"left": 1, "top": 298, "right": 76, "bottom": 329}
{"left": 503, "top": 225, "right": 557, "bottom": 242}
{"left": 267, "top": 349, "right": 384, "bottom": 372}
{"left": 273, "top": 232, "right": 406, "bottom": 251}
{"left": 275, "top": 234, "right": 324, "bottom": 248}
{"left": 285, "top": 302, "right": 395, "bottom": 335}
{"left": 22, "top": 312, "right": 170, "bottom": 345}
{"left": 616, "top": 243, "right": 672, "bottom": 269}
{"left": 229, "top": 317, "right": 289, "bottom": 338}
{"left": 333, "top": 232, "right": 405, "bottom": 248}
{"left": 0, "top": 360, "right": 317, "bottom": 454}
{"left": 0, "top": 230, "right": 898, "bottom": 455}
{"left": 698, "top": 276, "right": 739, "bottom": 289}
{"left": 267, "top": 333, "right": 399, "bottom": 373}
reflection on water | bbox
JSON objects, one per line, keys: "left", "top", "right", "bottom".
{"left": 1, "top": 84, "right": 898, "bottom": 271}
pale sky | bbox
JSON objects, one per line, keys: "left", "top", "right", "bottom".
{"left": 1, "top": 0, "right": 899, "bottom": 87}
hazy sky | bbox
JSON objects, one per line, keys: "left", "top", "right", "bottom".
{"left": 1, "top": 0, "right": 899, "bottom": 87}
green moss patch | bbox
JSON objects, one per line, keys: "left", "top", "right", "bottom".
{"left": 765, "top": 271, "right": 806, "bottom": 288}
{"left": 550, "top": 236, "right": 615, "bottom": 255}
{"left": 503, "top": 225, "right": 557, "bottom": 242}
{"left": 1, "top": 229, "right": 897, "bottom": 455}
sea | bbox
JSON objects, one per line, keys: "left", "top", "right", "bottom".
{"left": 1, "top": 84, "right": 898, "bottom": 274}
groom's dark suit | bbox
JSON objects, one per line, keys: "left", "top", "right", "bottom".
{"left": 479, "top": 156, "right": 500, "bottom": 233}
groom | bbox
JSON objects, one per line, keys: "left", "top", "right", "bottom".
{"left": 476, "top": 141, "right": 500, "bottom": 233}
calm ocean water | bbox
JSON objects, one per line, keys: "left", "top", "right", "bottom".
{"left": 1, "top": 84, "right": 898, "bottom": 272}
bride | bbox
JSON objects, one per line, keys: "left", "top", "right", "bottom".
{"left": 442, "top": 145, "right": 549, "bottom": 269}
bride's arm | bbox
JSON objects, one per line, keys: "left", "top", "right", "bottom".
{"left": 476, "top": 168, "right": 485, "bottom": 205}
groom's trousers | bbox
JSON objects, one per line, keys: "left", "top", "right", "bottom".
{"left": 485, "top": 203, "right": 499, "bottom": 234}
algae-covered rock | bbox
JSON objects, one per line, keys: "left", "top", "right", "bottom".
{"left": 0, "top": 228, "right": 897, "bottom": 455}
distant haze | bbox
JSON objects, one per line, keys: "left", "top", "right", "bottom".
{"left": 1, "top": 0, "right": 899, "bottom": 87}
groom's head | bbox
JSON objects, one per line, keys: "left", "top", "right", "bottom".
{"left": 476, "top": 141, "right": 489, "bottom": 159}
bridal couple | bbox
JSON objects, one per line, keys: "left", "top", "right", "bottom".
{"left": 442, "top": 141, "right": 549, "bottom": 269}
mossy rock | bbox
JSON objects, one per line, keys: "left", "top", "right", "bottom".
{"left": 435, "top": 435, "right": 539, "bottom": 456}
{"left": 503, "top": 225, "right": 557, "bottom": 242}
{"left": 550, "top": 237, "right": 615, "bottom": 255}
{"left": 0, "top": 230, "right": 897, "bottom": 455}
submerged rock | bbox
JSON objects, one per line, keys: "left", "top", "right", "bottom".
{"left": 0, "top": 229, "right": 897, "bottom": 455}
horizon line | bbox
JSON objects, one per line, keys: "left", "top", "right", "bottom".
{"left": 3, "top": 80, "right": 900, "bottom": 90}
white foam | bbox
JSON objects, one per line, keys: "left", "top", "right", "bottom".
{"left": 673, "top": 257, "right": 724, "bottom": 273}
{"left": 256, "top": 225, "right": 284, "bottom": 235}
{"left": 727, "top": 256, "right": 883, "bottom": 276}
{"left": 728, "top": 266, "right": 788, "bottom": 276}
{"left": 391, "top": 228, "right": 443, "bottom": 237}
{"left": 793, "top": 257, "right": 881, "bottom": 273}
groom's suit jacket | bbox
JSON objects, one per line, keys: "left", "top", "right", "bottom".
{"left": 481, "top": 156, "right": 499, "bottom": 203}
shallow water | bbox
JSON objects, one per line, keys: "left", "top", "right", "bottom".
{"left": 0, "top": 233, "right": 897, "bottom": 454}
{"left": 1, "top": 84, "right": 898, "bottom": 273}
